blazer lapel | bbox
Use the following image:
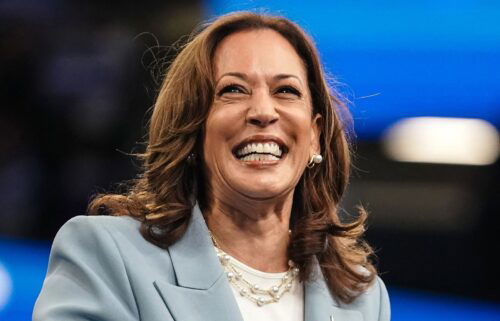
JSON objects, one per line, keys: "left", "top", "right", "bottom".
{"left": 154, "top": 276, "right": 243, "bottom": 321}
{"left": 154, "top": 205, "right": 244, "bottom": 321}
{"left": 153, "top": 204, "right": 362, "bottom": 321}
{"left": 304, "top": 269, "right": 364, "bottom": 321}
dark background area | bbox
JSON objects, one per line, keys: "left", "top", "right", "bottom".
{"left": 1, "top": 0, "right": 200, "bottom": 238}
{"left": 0, "top": 0, "right": 498, "bottom": 313}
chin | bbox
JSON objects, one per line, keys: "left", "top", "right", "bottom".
{"left": 232, "top": 175, "right": 293, "bottom": 201}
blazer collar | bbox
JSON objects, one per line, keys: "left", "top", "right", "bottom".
{"left": 167, "top": 204, "right": 223, "bottom": 290}
{"left": 155, "top": 204, "right": 244, "bottom": 321}
{"left": 157, "top": 204, "right": 362, "bottom": 321}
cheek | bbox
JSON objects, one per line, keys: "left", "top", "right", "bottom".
{"left": 203, "top": 107, "right": 241, "bottom": 156}
{"left": 203, "top": 120, "right": 222, "bottom": 163}
{"left": 282, "top": 110, "right": 315, "bottom": 150}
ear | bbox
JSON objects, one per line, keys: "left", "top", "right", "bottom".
{"left": 310, "top": 113, "right": 322, "bottom": 156}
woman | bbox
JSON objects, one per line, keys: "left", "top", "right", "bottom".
{"left": 33, "top": 12, "right": 390, "bottom": 321}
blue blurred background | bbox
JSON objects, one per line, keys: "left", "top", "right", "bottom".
{"left": 0, "top": 0, "right": 499, "bottom": 320}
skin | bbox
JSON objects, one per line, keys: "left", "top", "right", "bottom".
{"left": 203, "top": 29, "right": 321, "bottom": 272}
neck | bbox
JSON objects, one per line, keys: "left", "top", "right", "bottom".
{"left": 203, "top": 193, "right": 294, "bottom": 273}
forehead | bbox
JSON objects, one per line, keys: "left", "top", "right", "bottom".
{"left": 213, "top": 29, "right": 307, "bottom": 81}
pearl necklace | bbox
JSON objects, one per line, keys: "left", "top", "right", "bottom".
{"left": 209, "top": 232, "right": 299, "bottom": 307}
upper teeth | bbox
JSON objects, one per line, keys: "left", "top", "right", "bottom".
{"left": 236, "top": 142, "right": 283, "bottom": 157}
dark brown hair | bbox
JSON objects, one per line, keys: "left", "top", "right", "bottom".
{"left": 88, "top": 12, "right": 375, "bottom": 303}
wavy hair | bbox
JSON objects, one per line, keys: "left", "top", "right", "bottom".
{"left": 88, "top": 12, "right": 376, "bottom": 303}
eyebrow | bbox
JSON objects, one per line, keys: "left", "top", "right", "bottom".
{"left": 273, "top": 73, "right": 303, "bottom": 85}
{"left": 216, "top": 72, "right": 303, "bottom": 86}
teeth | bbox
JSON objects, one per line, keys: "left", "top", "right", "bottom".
{"left": 236, "top": 142, "right": 283, "bottom": 157}
{"left": 240, "top": 154, "right": 280, "bottom": 161}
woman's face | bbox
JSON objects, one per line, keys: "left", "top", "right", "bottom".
{"left": 203, "top": 29, "right": 320, "bottom": 202}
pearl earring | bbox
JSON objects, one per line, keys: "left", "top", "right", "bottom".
{"left": 307, "top": 154, "right": 323, "bottom": 168}
{"left": 186, "top": 153, "right": 197, "bottom": 165}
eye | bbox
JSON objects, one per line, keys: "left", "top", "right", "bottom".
{"left": 217, "top": 84, "right": 246, "bottom": 96}
{"left": 275, "top": 86, "right": 302, "bottom": 97}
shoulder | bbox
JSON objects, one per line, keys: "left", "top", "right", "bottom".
{"left": 53, "top": 214, "right": 162, "bottom": 249}
{"left": 47, "top": 215, "right": 145, "bottom": 275}
{"left": 52, "top": 215, "right": 171, "bottom": 270}
{"left": 340, "top": 276, "right": 391, "bottom": 321}
{"left": 34, "top": 215, "right": 176, "bottom": 320}
{"left": 57, "top": 214, "right": 141, "bottom": 238}
{"left": 34, "top": 216, "right": 143, "bottom": 320}
{"left": 50, "top": 215, "right": 139, "bottom": 260}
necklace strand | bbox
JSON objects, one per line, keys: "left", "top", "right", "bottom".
{"left": 209, "top": 231, "right": 299, "bottom": 307}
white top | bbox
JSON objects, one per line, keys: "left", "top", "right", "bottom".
{"left": 225, "top": 254, "right": 304, "bottom": 321}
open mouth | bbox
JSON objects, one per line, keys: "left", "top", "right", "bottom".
{"left": 232, "top": 139, "right": 288, "bottom": 162}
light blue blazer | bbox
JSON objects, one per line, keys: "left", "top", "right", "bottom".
{"left": 33, "top": 205, "right": 390, "bottom": 321}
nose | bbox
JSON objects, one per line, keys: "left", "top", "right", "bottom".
{"left": 246, "top": 92, "right": 279, "bottom": 128}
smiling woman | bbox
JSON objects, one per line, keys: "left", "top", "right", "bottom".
{"left": 33, "top": 12, "right": 390, "bottom": 321}
{"left": 205, "top": 29, "right": 320, "bottom": 205}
